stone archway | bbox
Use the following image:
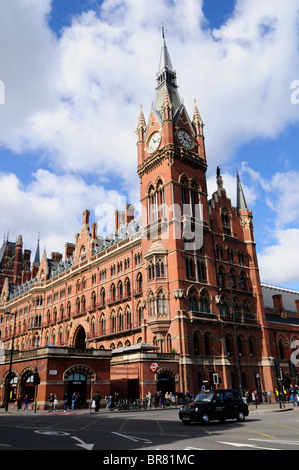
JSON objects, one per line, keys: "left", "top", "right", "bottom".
{"left": 63, "top": 365, "right": 96, "bottom": 408}
{"left": 73, "top": 325, "right": 86, "bottom": 348}
{"left": 156, "top": 368, "right": 177, "bottom": 396}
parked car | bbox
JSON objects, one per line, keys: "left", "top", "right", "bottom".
{"left": 179, "top": 389, "right": 249, "bottom": 425}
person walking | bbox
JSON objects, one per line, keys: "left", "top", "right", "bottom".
{"left": 24, "top": 395, "right": 29, "bottom": 411}
{"left": 48, "top": 392, "right": 54, "bottom": 412}
{"left": 105, "top": 395, "right": 110, "bottom": 409}
{"left": 53, "top": 394, "right": 58, "bottom": 412}
{"left": 267, "top": 390, "right": 272, "bottom": 404}
{"left": 63, "top": 394, "right": 69, "bottom": 412}
{"left": 71, "top": 392, "right": 76, "bottom": 410}
{"left": 93, "top": 391, "right": 101, "bottom": 412}
{"left": 289, "top": 385, "right": 296, "bottom": 406}
{"left": 17, "top": 396, "right": 22, "bottom": 411}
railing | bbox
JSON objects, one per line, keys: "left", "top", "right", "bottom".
{"left": 221, "top": 311, "right": 257, "bottom": 324}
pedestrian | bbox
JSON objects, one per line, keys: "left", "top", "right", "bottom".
{"left": 48, "top": 392, "right": 54, "bottom": 412}
{"left": 53, "top": 394, "right": 58, "bottom": 412}
{"left": 93, "top": 391, "right": 101, "bottom": 412}
{"left": 24, "top": 395, "right": 29, "bottom": 411}
{"left": 146, "top": 391, "right": 152, "bottom": 408}
{"left": 75, "top": 392, "right": 80, "bottom": 410}
{"left": 154, "top": 391, "right": 160, "bottom": 408}
{"left": 267, "top": 390, "right": 272, "bottom": 404}
{"left": 105, "top": 395, "right": 110, "bottom": 409}
{"left": 289, "top": 385, "right": 296, "bottom": 406}
{"left": 71, "top": 392, "right": 76, "bottom": 410}
{"left": 17, "top": 396, "right": 22, "bottom": 411}
{"left": 63, "top": 394, "right": 69, "bottom": 412}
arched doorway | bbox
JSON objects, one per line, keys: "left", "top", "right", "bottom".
{"left": 64, "top": 365, "right": 96, "bottom": 408}
{"left": 67, "top": 373, "right": 87, "bottom": 408}
{"left": 73, "top": 325, "right": 86, "bottom": 348}
{"left": 157, "top": 371, "right": 175, "bottom": 397}
{"left": 20, "top": 370, "right": 36, "bottom": 402}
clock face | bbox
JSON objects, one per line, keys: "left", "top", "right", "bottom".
{"left": 148, "top": 132, "right": 161, "bottom": 153}
{"left": 178, "top": 129, "right": 192, "bottom": 149}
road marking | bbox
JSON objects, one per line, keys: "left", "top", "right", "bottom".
{"left": 118, "top": 418, "right": 130, "bottom": 432}
{"left": 156, "top": 419, "right": 165, "bottom": 434}
{"left": 217, "top": 441, "right": 279, "bottom": 450}
{"left": 111, "top": 432, "right": 152, "bottom": 444}
{"left": 185, "top": 446, "right": 204, "bottom": 450}
{"left": 249, "top": 438, "right": 299, "bottom": 446}
{"left": 71, "top": 436, "right": 94, "bottom": 450}
{"left": 35, "top": 430, "right": 70, "bottom": 436}
{"left": 269, "top": 422, "right": 299, "bottom": 431}
{"left": 248, "top": 429, "right": 278, "bottom": 439}
{"left": 80, "top": 416, "right": 106, "bottom": 431}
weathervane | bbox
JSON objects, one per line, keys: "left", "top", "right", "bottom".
{"left": 160, "top": 23, "right": 167, "bottom": 38}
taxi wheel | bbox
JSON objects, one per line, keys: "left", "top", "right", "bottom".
{"left": 236, "top": 411, "right": 245, "bottom": 422}
{"left": 201, "top": 413, "right": 210, "bottom": 424}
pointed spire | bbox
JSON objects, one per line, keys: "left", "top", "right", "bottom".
{"left": 192, "top": 99, "right": 204, "bottom": 135}
{"left": 136, "top": 105, "right": 146, "bottom": 134}
{"left": 33, "top": 234, "right": 40, "bottom": 266}
{"left": 193, "top": 100, "right": 203, "bottom": 125}
{"left": 154, "top": 25, "right": 181, "bottom": 119}
{"left": 236, "top": 171, "right": 248, "bottom": 212}
{"left": 158, "top": 24, "right": 175, "bottom": 81}
{"left": 162, "top": 86, "right": 172, "bottom": 109}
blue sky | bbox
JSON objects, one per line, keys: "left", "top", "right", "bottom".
{"left": 0, "top": 0, "right": 299, "bottom": 291}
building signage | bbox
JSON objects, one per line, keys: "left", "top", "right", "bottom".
{"left": 150, "top": 363, "right": 158, "bottom": 372}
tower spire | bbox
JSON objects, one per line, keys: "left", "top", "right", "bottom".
{"left": 236, "top": 171, "right": 248, "bottom": 212}
{"left": 33, "top": 234, "right": 40, "bottom": 266}
{"left": 154, "top": 25, "right": 181, "bottom": 120}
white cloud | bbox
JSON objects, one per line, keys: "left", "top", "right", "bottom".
{"left": 0, "top": 0, "right": 298, "bottom": 289}
{"left": 1, "top": 0, "right": 299, "bottom": 181}
{"left": 236, "top": 163, "right": 299, "bottom": 286}
{"left": 258, "top": 228, "right": 299, "bottom": 285}
{"left": 0, "top": 169, "right": 121, "bottom": 258}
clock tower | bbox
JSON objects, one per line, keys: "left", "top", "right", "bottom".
{"left": 136, "top": 28, "right": 209, "bottom": 351}
{"left": 136, "top": 27, "right": 209, "bottom": 243}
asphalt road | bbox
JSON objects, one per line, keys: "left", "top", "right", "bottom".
{"left": 0, "top": 404, "right": 299, "bottom": 456}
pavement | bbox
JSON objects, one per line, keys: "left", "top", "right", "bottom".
{"left": 247, "top": 401, "right": 296, "bottom": 413}
{"left": 0, "top": 401, "right": 297, "bottom": 415}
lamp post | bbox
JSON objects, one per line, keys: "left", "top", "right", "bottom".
{"left": 4, "top": 311, "right": 17, "bottom": 412}
{"left": 229, "top": 279, "right": 244, "bottom": 397}
{"left": 218, "top": 276, "right": 244, "bottom": 397}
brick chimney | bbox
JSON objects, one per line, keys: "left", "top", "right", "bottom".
{"left": 83, "top": 209, "right": 90, "bottom": 225}
{"left": 65, "top": 243, "right": 75, "bottom": 259}
{"left": 125, "top": 204, "right": 135, "bottom": 224}
{"left": 51, "top": 252, "right": 63, "bottom": 262}
{"left": 272, "top": 294, "right": 286, "bottom": 318}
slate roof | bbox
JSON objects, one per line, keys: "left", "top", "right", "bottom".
{"left": 262, "top": 283, "right": 299, "bottom": 314}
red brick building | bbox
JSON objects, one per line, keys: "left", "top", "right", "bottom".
{"left": 0, "top": 31, "right": 298, "bottom": 409}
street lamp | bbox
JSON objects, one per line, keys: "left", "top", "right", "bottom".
{"left": 218, "top": 276, "right": 244, "bottom": 397}
{"left": 4, "top": 311, "right": 17, "bottom": 412}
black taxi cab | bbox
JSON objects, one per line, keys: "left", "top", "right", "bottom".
{"left": 179, "top": 389, "right": 249, "bottom": 425}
